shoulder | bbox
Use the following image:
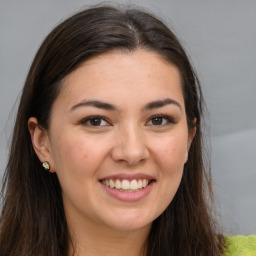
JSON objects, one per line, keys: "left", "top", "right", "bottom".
{"left": 223, "top": 235, "right": 256, "bottom": 256}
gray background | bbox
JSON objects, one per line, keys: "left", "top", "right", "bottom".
{"left": 0, "top": 0, "right": 255, "bottom": 235}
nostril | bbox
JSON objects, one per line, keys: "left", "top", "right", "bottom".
{"left": 110, "top": 134, "right": 150, "bottom": 165}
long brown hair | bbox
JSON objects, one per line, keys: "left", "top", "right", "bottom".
{"left": 0, "top": 5, "right": 223, "bottom": 256}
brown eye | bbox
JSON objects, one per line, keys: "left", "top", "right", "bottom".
{"left": 89, "top": 118, "right": 102, "bottom": 126}
{"left": 151, "top": 117, "right": 163, "bottom": 125}
{"left": 81, "top": 116, "right": 110, "bottom": 127}
{"left": 147, "top": 115, "right": 175, "bottom": 126}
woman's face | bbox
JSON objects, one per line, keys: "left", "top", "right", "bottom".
{"left": 45, "top": 49, "right": 195, "bottom": 232}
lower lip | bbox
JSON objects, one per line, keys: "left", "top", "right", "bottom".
{"left": 100, "top": 182, "right": 155, "bottom": 202}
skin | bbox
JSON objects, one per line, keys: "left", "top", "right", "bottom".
{"left": 29, "top": 49, "right": 196, "bottom": 256}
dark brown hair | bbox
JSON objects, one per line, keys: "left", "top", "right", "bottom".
{"left": 0, "top": 5, "right": 223, "bottom": 256}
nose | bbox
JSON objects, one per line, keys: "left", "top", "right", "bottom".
{"left": 110, "top": 125, "right": 149, "bottom": 165}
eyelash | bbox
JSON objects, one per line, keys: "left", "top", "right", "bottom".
{"left": 80, "top": 114, "right": 176, "bottom": 127}
{"left": 80, "top": 116, "right": 110, "bottom": 127}
{"left": 146, "top": 114, "right": 176, "bottom": 126}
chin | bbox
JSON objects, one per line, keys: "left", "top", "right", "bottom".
{"left": 101, "top": 209, "right": 157, "bottom": 232}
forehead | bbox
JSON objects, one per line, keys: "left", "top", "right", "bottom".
{"left": 56, "top": 49, "right": 184, "bottom": 109}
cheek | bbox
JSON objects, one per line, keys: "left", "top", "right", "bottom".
{"left": 154, "top": 135, "right": 188, "bottom": 169}
{"left": 156, "top": 136, "right": 187, "bottom": 201}
{"left": 147, "top": 135, "right": 188, "bottom": 216}
{"left": 50, "top": 131, "right": 106, "bottom": 177}
{"left": 50, "top": 132, "right": 106, "bottom": 204}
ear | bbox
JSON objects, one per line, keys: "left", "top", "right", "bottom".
{"left": 188, "top": 118, "right": 197, "bottom": 149}
{"left": 28, "top": 117, "right": 54, "bottom": 171}
{"left": 185, "top": 118, "right": 197, "bottom": 162}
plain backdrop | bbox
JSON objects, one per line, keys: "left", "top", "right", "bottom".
{"left": 0, "top": 0, "right": 255, "bottom": 235}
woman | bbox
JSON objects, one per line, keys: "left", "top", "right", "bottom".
{"left": 0, "top": 5, "right": 255, "bottom": 256}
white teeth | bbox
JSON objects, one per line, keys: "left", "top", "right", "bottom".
{"left": 137, "top": 179, "right": 142, "bottom": 189}
{"left": 130, "top": 180, "right": 137, "bottom": 190}
{"left": 142, "top": 179, "right": 148, "bottom": 188}
{"left": 109, "top": 179, "right": 115, "bottom": 188}
{"left": 121, "top": 179, "right": 130, "bottom": 190}
{"left": 101, "top": 178, "right": 151, "bottom": 191}
{"left": 115, "top": 179, "right": 121, "bottom": 189}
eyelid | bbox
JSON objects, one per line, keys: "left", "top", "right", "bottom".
{"left": 79, "top": 114, "right": 176, "bottom": 127}
{"left": 80, "top": 115, "right": 111, "bottom": 127}
{"left": 146, "top": 114, "right": 176, "bottom": 126}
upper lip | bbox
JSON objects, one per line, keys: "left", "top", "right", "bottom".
{"left": 99, "top": 173, "right": 156, "bottom": 181}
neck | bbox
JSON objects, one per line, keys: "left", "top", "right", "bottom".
{"left": 67, "top": 213, "right": 151, "bottom": 256}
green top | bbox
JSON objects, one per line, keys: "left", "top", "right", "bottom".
{"left": 223, "top": 235, "right": 256, "bottom": 256}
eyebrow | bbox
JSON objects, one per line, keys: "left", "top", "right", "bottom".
{"left": 70, "top": 98, "right": 182, "bottom": 112}
{"left": 143, "top": 98, "right": 182, "bottom": 111}
{"left": 70, "top": 100, "right": 117, "bottom": 112}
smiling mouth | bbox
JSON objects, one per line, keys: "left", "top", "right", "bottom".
{"left": 100, "top": 179, "right": 154, "bottom": 192}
